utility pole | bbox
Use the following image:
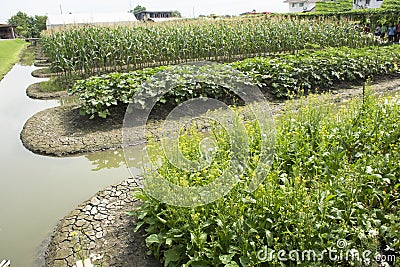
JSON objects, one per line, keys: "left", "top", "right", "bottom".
{"left": 60, "top": 3, "right": 63, "bottom": 14}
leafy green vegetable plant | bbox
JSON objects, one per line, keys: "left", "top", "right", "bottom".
{"left": 132, "top": 92, "right": 400, "bottom": 266}
{"left": 70, "top": 45, "right": 400, "bottom": 119}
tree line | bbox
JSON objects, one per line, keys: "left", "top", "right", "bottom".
{"left": 7, "top": 11, "right": 46, "bottom": 38}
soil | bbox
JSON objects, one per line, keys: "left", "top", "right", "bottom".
{"left": 31, "top": 67, "right": 57, "bottom": 78}
{"left": 26, "top": 82, "right": 67, "bottom": 99}
{"left": 21, "top": 105, "right": 126, "bottom": 156}
{"left": 21, "top": 77, "right": 400, "bottom": 157}
{"left": 34, "top": 60, "right": 51, "bottom": 67}
{"left": 44, "top": 177, "right": 162, "bottom": 267}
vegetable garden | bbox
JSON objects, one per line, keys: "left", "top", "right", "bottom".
{"left": 39, "top": 16, "right": 400, "bottom": 266}
{"left": 71, "top": 45, "right": 400, "bottom": 118}
{"left": 134, "top": 92, "right": 400, "bottom": 266}
{"left": 40, "top": 19, "right": 377, "bottom": 80}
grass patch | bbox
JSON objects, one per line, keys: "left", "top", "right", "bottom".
{"left": 19, "top": 45, "right": 35, "bottom": 66}
{"left": 0, "top": 39, "right": 28, "bottom": 80}
{"left": 38, "top": 79, "right": 67, "bottom": 93}
{"left": 132, "top": 91, "right": 400, "bottom": 266}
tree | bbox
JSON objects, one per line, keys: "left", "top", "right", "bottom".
{"left": 381, "top": 0, "right": 400, "bottom": 10}
{"left": 7, "top": 12, "right": 47, "bottom": 38}
{"left": 130, "top": 5, "right": 146, "bottom": 14}
{"left": 316, "top": 0, "right": 352, "bottom": 12}
{"left": 8, "top": 11, "right": 29, "bottom": 37}
{"left": 172, "top": 10, "right": 182, "bottom": 18}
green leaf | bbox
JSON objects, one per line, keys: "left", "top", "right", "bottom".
{"left": 164, "top": 248, "right": 182, "bottom": 266}
{"left": 145, "top": 234, "right": 160, "bottom": 246}
{"left": 219, "top": 254, "right": 234, "bottom": 264}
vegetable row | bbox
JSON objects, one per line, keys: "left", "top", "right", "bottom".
{"left": 70, "top": 45, "right": 400, "bottom": 118}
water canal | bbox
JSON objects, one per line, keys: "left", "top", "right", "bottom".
{"left": 0, "top": 64, "right": 136, "bottom": 266}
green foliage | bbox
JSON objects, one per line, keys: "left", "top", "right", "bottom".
{"left": 38, "top": 79, "right": 67, "bottom": 93}
{"left": 7, "top": 11, "right": 47, "bottom": 38}
{"left": 232, "top": 45, "right": 400, "bottom": 97}
{"left": 70, "top": 45, "right": 400, "bottom": 119}
{"left": 0, "top": 39, "right": 28, "bottom": 80}
{"left": 41, "top": 19, "right": 376, "bottom": 79}
{"left": 71, "top": 67, "right": 166, "bottom": 118}
{"left": 381, "top": 0, "right": 400, "bottom": 10}
{"left": 132, "top": 92, "right": 400, "bottom": 266}
{"left": 7, "top": 11, "right": 29, "bottom": 36}
{"left": 130, "top": 5, "right": 146, "bottom": 14}
{"left": 30, "top": 15, "right": 47, "bottom": 37}
{"left": 274, "top": 8, "right": 400, "bottom": 29}
{"left": 172, "top": 10, "right": 182, "bottom": 18}
{"left": 316, "top": 0, "right": 353, "bottom": 13}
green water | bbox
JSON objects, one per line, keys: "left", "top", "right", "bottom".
{"left": 0, "top": 64, "right": 140, "bottom": 267}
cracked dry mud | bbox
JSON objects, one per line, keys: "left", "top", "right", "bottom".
{"left": 44, "top": 177, "right": 162, "bottom": 267}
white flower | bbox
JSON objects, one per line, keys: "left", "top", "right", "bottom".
{"left": 366, "top": 166, "right": 373, "bottom": 174}
{"left": 368, "top": 229, "right": 379, "bottom": 238}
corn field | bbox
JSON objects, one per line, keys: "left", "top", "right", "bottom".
{"left": 40, "top": 18, "right": 377, "bottom": 79}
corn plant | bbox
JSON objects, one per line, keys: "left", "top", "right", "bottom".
{"left": 41, "top": 18, "right": 377, "bottom": 81}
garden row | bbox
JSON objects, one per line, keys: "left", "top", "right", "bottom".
{"left": 70, "top": 45, "right": 400, "bottom": 118}
{"left": 132, "top": 92, "right": 400, "bottom": 266}
{"left": 41, "top": 19, "right": 376, "bottom": 79}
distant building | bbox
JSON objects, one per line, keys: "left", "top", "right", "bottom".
{"left": 46, "top": 13, "right": 138, "bottom": 30}
{"left": 240, "top": 11, "right": 272, "bottom": 16}
{"left": 0, "top": 24, "right": 15, "bottom": 39}
{"left": 284, "top": 0, "right": 318, "bottom": 12}
{"left": 284, "top": 0, "right": 384, "bottom": 12}
{"left": 353, "top": 0, "right": 384, "bottom": 9}
{"left": 134, "top": 11, "right": 174, "bottom": 21}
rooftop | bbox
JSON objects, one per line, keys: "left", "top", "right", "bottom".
{"left": 46, "top": 13, "right": 138, "bottom": 26}
{"left": 283, "top": 0, "right": 318, "bottom": 3}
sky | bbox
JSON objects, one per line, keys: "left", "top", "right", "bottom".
{"left": 0, "top": 0, "right": 288, "bottom": 22}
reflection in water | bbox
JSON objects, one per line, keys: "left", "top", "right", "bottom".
{"left": 85, "top": 149, "right": 126, "bottom": 171}
{"left": 85, "top": 147, "right": 144, "bottom": 172}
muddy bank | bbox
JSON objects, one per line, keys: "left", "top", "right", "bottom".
{"left": 21, "top": 78, "right": 400, "bottom": 157}
{"left": 44, "top": 177, "right": 162, "bottom": 267}
{"left": 26, "top": 82, "right": 67, "bottom": 99}
{"left": 21, "top": 105, "right": 125, "bottom": 156}
{"left": 31, "top": 67, "right": 57, "bottom": 78}
{"left": 34, "top": 60, "right": 51, "bottom": 67}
